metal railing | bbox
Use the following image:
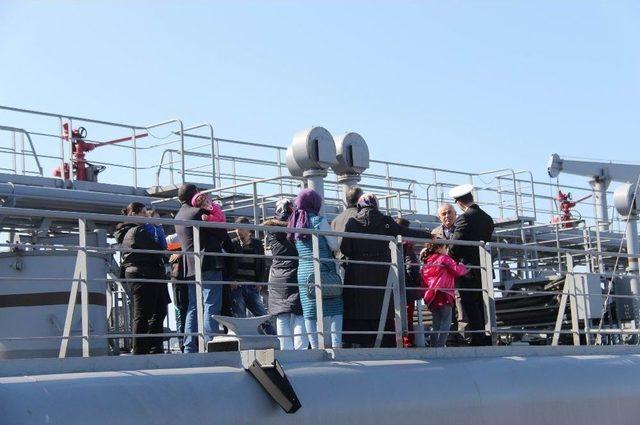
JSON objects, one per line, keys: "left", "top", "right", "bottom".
{"left": 0, "top": 205, "right": 639, "bottom": 360}
{"left": 1, "top": 105, "right": 626, "bottom": 233}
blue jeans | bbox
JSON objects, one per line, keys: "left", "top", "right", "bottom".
{"left": 230, "top": 285, "right": 275, "bottom": 335}
{"left": 430, "top": 305, "right": 453, "bottom": 348}
{"left": 305, "top": 315, "right": 343, "bottom": 349}
{"left": 183, "top": 269, "right": 223, "bottom": 353}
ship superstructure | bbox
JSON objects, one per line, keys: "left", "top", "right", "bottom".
{"left": 1, "top": 105, "right": 640, "bottom": 424}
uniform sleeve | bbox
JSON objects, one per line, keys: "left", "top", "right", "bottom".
{"left": 384, "top": 215, "right": 431, "bottom": 240}
{"left": 319, "top": 218, "right": 340, "bottom": 252}
{"left": 449, "top": 214, "right": 469, "bottom": 261}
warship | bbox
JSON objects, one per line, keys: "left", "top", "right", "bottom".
{"left": 0, "top": 105, "right": 639, "bottom": 424}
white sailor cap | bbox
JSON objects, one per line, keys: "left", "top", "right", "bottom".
{"left": 449, "top": 184, "right": 474, "bottom": 200}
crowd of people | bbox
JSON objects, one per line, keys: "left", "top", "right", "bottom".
{"left": 116, "top": 182, "right": 494, "bottom": 354}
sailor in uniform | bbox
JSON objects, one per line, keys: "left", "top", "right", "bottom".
{"left": 448, "top": 184, "right": 495, "bottom": 346}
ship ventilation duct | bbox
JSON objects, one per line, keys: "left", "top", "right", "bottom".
{"left": 614, "top": 183, "right": 640, "bottom": 318}
{"left": 286, "top": 127, "right": 337, "bottom": 213}
{"left": 331, "top": 132, "right": 369, "bottom": 208}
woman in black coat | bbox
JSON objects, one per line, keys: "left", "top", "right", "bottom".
{"left": 264, "top": 199, "right": 307, "bottom": 350}
{"left": 340, "top": 193, "right": 429, "bottom": 348}
{"left": 115, "top": 202, "right": 169, "bottom": 355}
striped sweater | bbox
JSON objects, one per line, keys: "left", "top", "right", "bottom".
{"left": 295, "top": 215, "right": 344, "bottom": 320}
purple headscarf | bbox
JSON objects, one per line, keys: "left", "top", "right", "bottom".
{"left": 288, "top": 188, "right": 322, "bottom": 241}
{"left": 357, "top": 192, "right": 379, "bottom": 210}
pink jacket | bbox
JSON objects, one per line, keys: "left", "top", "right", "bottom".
{"left": 204, "top": 203, "right": 226, "bottom": 223}
{"left": 421, "top": 253, "right": 468, "bottom": 309}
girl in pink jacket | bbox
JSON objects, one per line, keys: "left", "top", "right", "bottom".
{"left": 191, "top": 192, "right": 226, "bottom": 223}
{"left": 420, "top": 241, "right": 468, "bottom": 347}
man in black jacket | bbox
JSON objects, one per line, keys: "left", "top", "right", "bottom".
{"left": 448, "top": 185, "right": 494, "bottom": 346}
{"left": 174, "top": 184, "right": 234, "bottom": 353}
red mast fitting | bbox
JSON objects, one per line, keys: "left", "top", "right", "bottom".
{"left": 53, "top": 124, "right": 148, "bottom": 181}
{"left": 552, "top": 189, "right": 592, "bottom": 228}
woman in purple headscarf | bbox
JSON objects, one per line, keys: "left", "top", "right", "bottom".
{"left": 288, "top": 188, "right": 343, "bottom": 348}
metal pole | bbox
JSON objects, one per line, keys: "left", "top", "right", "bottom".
{"left": 131, "top": 128, "right": 138, "bottom": 189}
{"left": 497, "top": 177, "right": 504, "bottom": 219}
{"left": 193, "top": 226, "right": 206, "bottom": 352}
{"left": 58, "top": 219, "right": 88, "bottom": 358}
{"left": 276, "top": 148, "right": 283, "bottom": 196}
{"left": 68, "top": 118, "right": 74, "bottom": 181}
{"left": 555, "top": 224, "right": 563, "bottom": 273}
{"left": 566, "top": 254, "right": 581, "bottom": 346}
{"left": 59, "top": 117, "right": 66, "bottom": 185}
{"left": 178, "top": 121, "right": 185, "bottom": 184}
{"left": 215, "top": 138, "right": 222, "bottom": 187}
{"left": 304, "top": 170, "right": 327, "bottom": 215}
{"left": 208, "top": 125, "right": 215, "bottom": 187}
{"left": 79, "top": 218, "right": 90, "bottom": 357}
{"left": 168, "top": 151, "right": 175, "bottom": 185}
{"left": 624, "top": 214, "right": 640, "bottom": 323}
{"left": 252, "top": 182, "right": 260, "bottom": 238}
{"left": 11, "top": 131, "right": 16, "bottom": 173}
{"left": 113, "top": 285, "right": 120, "bottom": 355}
{"left": 590, "top": 179, "right": 611, "bottom": 232}
{"left": 390, "top": 239, "right": 407, "bottom": 348}
{"left": 311, "top": 234, "right": 325, "bottom": 349}
{"left": 19, "top": 132, "right": 25, "bottom": 175}
{"left": 414, "top": 300, "right": 426, "bottom": 347}
{"left": 479, "top": 244, "right": 496, "bottom": 345}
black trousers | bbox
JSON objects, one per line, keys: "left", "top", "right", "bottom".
{"left": 458, "top": 273, "right": 491, "bottom": 346}
{"left": 127, "top": 270, "right": 167, "bottom": 355}
{"left": 172, "top": 283, "right": 189, "bottom": 351}
{"left": 343, "top": 317, "right": 396, "bottom": 348}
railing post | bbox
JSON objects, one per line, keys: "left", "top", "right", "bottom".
{"left": 193, "top": 225, "right": 206, "bottom": 352}
{"left": 414, "top": 300, "right": 426, "bottom": 347}
{"left": 112, "top": 284, "right": 120, "bottom": 355}
{"left": 131, "top": 128, "right": 138, "bottom": 189}
{"left": 179, "top": 121, "right": 185, "bottom": 184}
{"left": 11, "top": 131, "right": 16, "bottom": 173}
{"left": 390, "top": 238, "right": 407, "bottom": 348}
{"left": 479, "top": 243, "right": 497, "bottom": 346}
{"left": 168, "top": 150, "right": 175, "bottom": 185}
{"left": 252, "top": 182, "right": 260, "bottom": 238}
{"left": 566, "top": 254, "right": 581, "bottom": 346}
{"left": 58, "top": 218, "right": 90, "bottom": 358}
{"left": 58, "top": 118, "right": 68, "bottom": 185}
{"left": 311, "top": 234, "right": 325, "bottom": 349}
{"left": 214, "top": 138, "right": 222, "bottom": 187}
{"left": 79, "top": 218, "right": 90, "bottom": 357}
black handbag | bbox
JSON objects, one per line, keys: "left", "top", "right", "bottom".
{"left": 306, "top": 266, "right": 343, "bottom": 299}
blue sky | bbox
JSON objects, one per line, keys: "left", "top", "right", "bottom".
{"left": 1, "top": 1, "right": 639, "bottom": 185}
